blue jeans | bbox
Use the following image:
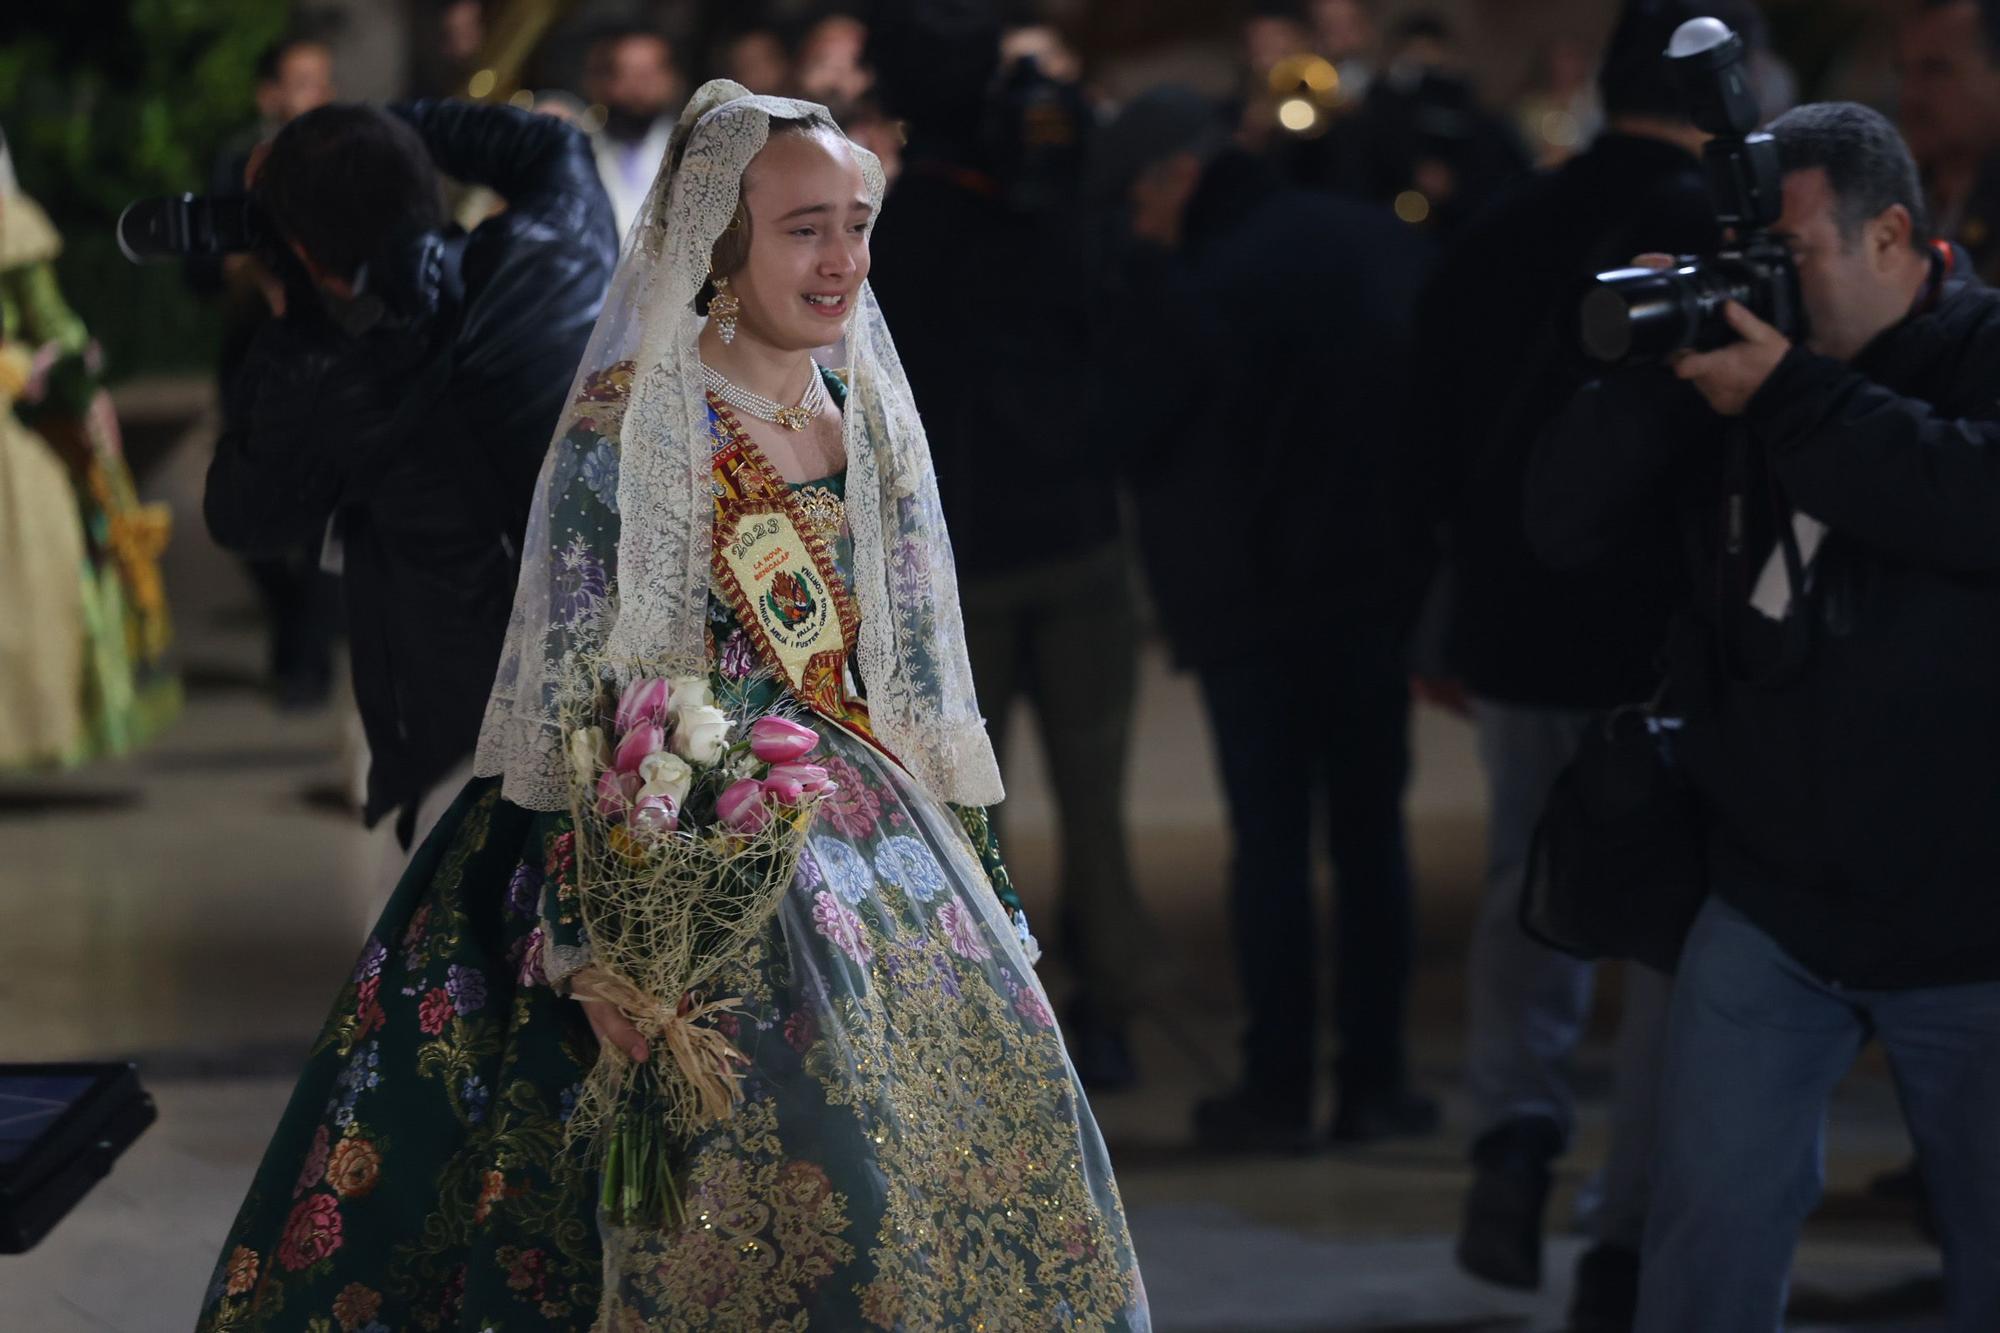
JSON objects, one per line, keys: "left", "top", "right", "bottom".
{"left": 1466, "top": 700, "right": 1669, "bottom": 1250}
{"left": 1637, "top": 897, "right": 2000, "bottom": 1332}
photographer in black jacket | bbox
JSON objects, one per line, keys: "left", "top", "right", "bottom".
{"left": 1533, "top": 103, "right": 2000, "bottom": 1332}
{"left": 1409, "top": 4, "right": 1765, "bottom": 1319}
{"left": 205, "top": 101, "right": 618, "bottom": 851}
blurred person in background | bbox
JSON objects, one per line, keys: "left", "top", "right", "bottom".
{"left": 796, "top": 13, "right": 875, "bottom": 120}
{"left": 1310, "top": 0, "right": 1379, "bottom": 102}
{"left": 0, "top": 126, "right": 179, "bottom": 769}
{"left": 800, "top": 16, "right": 904, "bottom": 188}
{"left": 867, "top": 0, "right": 1153, "bottom": 1089}
{"left": 1514, "top": 35, "right": 1603, "bottom": 168}
{"left": 1245, "top": 3, "right": 1312, "bottom": 85}
{"left": 1317, "top": 10, "right": 1531, "bottom": 237}
{"left": 1094, "top": 86, "right": 1437, "bottom": 1151}
{"left": 584, "top": 24, "right": 686, "bottom": 239}
{"left": 1238, "top": 4, "right": 1313, "bottom": 153}
{"left": 409, "top": 0, "right": 487, "bottom": 99}
{"left": 717, "top": 25, "right": 793, "bottom": 96}
{"left": 1408, "top": 3, "right": 1761, "bottom": 1325}
{"left": 1895, "top": 0, "right": 2000, "bottom": 280}
{"left": 193, "top": 34, "right": 342, "bottom": 710}
{"left": 203, "top": 101, "right": 617, "bottom": 862}
{"left": 1002, "top": 22, "right": 1083, "bottom": 85}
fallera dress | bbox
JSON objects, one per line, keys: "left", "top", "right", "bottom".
{"left": 197, "top": 371, "right": 1149, "bottom": 1332}
{"left": 0, "top": 188, "right": 178, "bottom": 768}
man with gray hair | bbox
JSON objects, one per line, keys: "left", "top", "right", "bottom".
{"left": 1533, "top": 102, "right": 2000, "bottom": 1331}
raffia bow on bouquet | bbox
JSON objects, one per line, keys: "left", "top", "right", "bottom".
{"left": 557, "top": 660, "right": 834, "bottom": 1227}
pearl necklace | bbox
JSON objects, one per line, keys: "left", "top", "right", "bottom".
{"left": 701, "top": 361, "right": 828, "bottom": 432}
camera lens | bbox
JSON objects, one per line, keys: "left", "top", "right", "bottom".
{"left": 1580, "top": 266, "right": 1695, "bottom": 364}
{"left": 115, "top": 197, "right": 184, "bottom": 264}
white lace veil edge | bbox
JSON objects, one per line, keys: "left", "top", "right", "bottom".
{"left": 473, "top": 79, "right": 1003, "bottom": 813}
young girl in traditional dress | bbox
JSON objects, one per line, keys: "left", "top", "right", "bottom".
{"left": 198, "top": 82, "right": 1148, "bottom": 1332}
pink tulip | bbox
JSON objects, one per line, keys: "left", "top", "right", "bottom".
{"left": 595, "top": 769, "right": 641, "bottom": 819}
{"left": 766, "top": 762, "right": 834, "bottom": 796}
{"left": 613, "top": 723, "right": 665, "bottom": 775}
{"left": 748, "top": 716, "right": 820, "bottom": 764}
{"left": 629, "top": 793, "right": 679, "bottom": 837}
{"left": 762, "top": 773, "right": 805, "bottom": 805}
{"left": 614, "top": 677, "right": 672, "bottom": 735}
{"left": 717, "top": 778, "right": 772, "bottom": 833}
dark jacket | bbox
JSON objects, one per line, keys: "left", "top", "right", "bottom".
{"left": 867, "top": 153, "right": 1119, "bottom": 580}
{"left": 1531, "top": 255, "right": 2000, "bottom": 988}
{"left": 1413, "top": 132, "right": 1717, "bottom": 707}
{"left": 205, "top": 100, "right": 618, "bottom": 833}
{"left": 1105, "top": 149, "right": 1429, "bottom": 669}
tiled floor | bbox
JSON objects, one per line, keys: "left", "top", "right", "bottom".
{"left": 0, "top": 395, "right": 1950, "bottom": 1331}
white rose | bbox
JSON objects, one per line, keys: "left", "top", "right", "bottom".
{"left": 667, "top": 674, "right": 715, "bottom": 720}
{"left": 567, "top": 726, "right": 609, "bottom": 785}
{"left": 636, "top": 751, "right": 694, "bottom": 808}
{"left": 670, "top": 703, "right": 734, "bottom": 766}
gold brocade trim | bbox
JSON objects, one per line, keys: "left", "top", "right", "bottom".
{"left": 793, "top": 484, "right": 845, "bottom": 545}
{"left": 807, "top": 887, "right": 1140, "bottom": 1329}
{"left": 568, "top": 359, "right": 637, "bottom": 439}
{"left": 597, "top": 868, "right": 1141, "bottom": 1329}
{"left": 601, "top": 1095, "right": 855, "bottom": 1331}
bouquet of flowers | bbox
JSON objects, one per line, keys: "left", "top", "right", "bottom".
{"left": 559, "top": 667, "right": 835, "bottom": 1227}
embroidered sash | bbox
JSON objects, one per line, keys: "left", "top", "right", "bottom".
{"left": 707, "top": 394, "right": 863, "bottom": 722}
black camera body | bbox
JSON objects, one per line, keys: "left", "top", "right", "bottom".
{"left": 115, "top": 193, "right": 266, "bottom": 263}
{"left": 1578, "top": 18, "right": 1803, "bottom": 364}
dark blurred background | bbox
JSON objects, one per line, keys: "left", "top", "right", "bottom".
{"left": 0, "top": 0, "right": 1899, "bottom": 388}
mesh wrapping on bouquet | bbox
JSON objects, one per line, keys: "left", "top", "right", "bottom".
{"left": 556, "top": 655, "right": 820, "bottom": 1188}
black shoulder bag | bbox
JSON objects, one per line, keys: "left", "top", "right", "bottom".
{"left": 1519, "top": 424, "right": 1812, "bottom": 973}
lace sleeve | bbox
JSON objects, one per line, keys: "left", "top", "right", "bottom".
{"left": 473, "top": 391, "right": 626, "bottom": 810}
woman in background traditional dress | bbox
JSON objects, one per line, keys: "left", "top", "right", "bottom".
{"left": 0, "top": 127, "right": 177, "bottom": 769}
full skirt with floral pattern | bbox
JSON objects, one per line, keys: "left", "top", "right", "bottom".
{"left": 195, "top": 724, "right": 1149, "bottom": 1332}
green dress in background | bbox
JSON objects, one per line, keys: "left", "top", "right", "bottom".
{"left": 197, "top": 393, "right": 1149, "bottom": 1331}
{"left": 0, "top": 188, "right": 179, "bottom": 768}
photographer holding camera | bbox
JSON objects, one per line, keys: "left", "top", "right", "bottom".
{"left": 1533, "top": 101, "right": 2000, "bottom": 1332}
{"left": 201, "top": 100, "right": 618, "bottom": 851}
{"left": 1409, "top": 5, "right": 1767, "bottom": 1321}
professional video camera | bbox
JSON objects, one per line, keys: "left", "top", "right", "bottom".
{"left": 1578, "top": 17, "right": 1802, "bottom": 364}
{"left": 115, "top": 193, "right": 265, "bottom": 263}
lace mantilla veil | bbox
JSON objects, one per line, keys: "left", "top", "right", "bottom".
{"left": 473, "top": 80, "right": 1004, "bottom": 813}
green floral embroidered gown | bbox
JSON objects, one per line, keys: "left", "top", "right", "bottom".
{"left": 196, "top": 383, "right": 1148, "bottom": 1332}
